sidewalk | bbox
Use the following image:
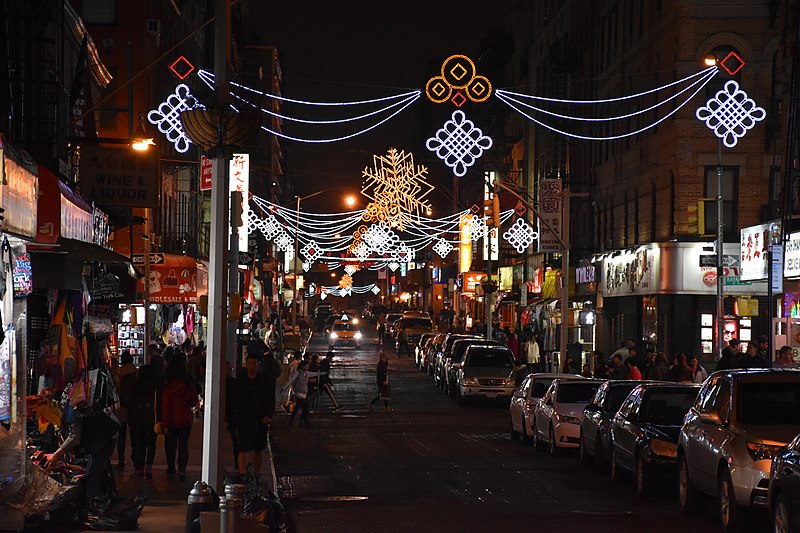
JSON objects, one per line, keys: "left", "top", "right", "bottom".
{"left": 77, "top": 416, "right": 277, "bottom": 533}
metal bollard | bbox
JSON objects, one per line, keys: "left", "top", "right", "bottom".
{"left": 219, "top": 495, "right": 242, "bottom": 533}
{"left": 224, "top": 483, "right": 248, "bottom": 506}
{"left": 186, "top": 481, "right": 214, "bottom": 533}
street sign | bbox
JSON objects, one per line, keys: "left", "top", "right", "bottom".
{"left": 200, "top": 156, "right": 212, "bottom": 191}
{"left": 699, "top": 254, "right": 738, "bottom": 268}
{"left": 131, "top": 253, "right": 164, "bottom": 265}
{"left": 237, "top": 251, "right": 254, "bottom": 265}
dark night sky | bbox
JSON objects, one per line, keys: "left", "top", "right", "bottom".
{"left": 261, "top": 0, "right": 519, "bottom": 210}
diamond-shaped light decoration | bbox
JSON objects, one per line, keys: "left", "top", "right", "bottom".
{"left": 426, "top": 110, "right": 493, "bottom": 177}
{"left": 371, "top": 285, "right": 381, "bottom": 295}
{"left": 300, "top": 241, "right": 323, "bottom": 263}
{"left": 353, "top": 242, "right": 370, "bottom": 262}
{"left": 320, "top": 291, "right": 328, "bottom": 300}
{"left": 503, "top": 218, "right": 538, "bottom": 254}
{"left": 302, "top": 262, "right": 311, "bottom": 272}
{"left": 433, "top": 238, "right": 453, "bottom": 258}
{"left": 696, "top": 80, "right": 765, "bottom": 148}
{"left": 388, "top": 262, "right": 400, "bottom": 272}
{"left": 466, "top": 214, "right": 488, "bottom": 241}
{"left": 275, "top": 230, "right": 292, "bottom": 252}
{"left": 344, "top": 264, "right": 359, "bottom": 275}
{"left": 169, "top": 55, "right": 195, "bottom": 80}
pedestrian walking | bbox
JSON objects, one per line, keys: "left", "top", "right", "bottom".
{"left": 282, "top": 360, "right": 326, "bottom": 427}
{"left": 526, "top": 336, "right": 541, "bottom": 373}
{"left": 397, "top": 326, "right": 412, "bottom": 357}
{"left": 377, "top": 313, "right": 387, "bottom": 344}
{"left": 127, "top": 362, "right": 158, "bottom": 479}
{"left": 161, "top": 353, "right": 198, "bottom": 481}
{"left": 231, "top": 353, "right": 276, "bottom": 476}
{"left": 689, "top": 356, "right": 709, "bottom": 383}
{"left": 368, "top": 352, "right": 391, "bottom": 413}
{"left": 308, "top": 354, "right": 320, "bottom": 412}
{"left": 112, "top": 351, "right": 137, "bottom": 471}
{"left": 505, "top": 328, "right": 519, "bottom": 363}
{"left": 319, "top": 351, "right": 343, "bottom": 410}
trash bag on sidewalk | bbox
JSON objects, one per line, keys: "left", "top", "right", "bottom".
{"left": 265, "top": 491, "right": 285, "bottom": 531}
{"left": 82, "top": 492, "right": 146, "bottom": 531}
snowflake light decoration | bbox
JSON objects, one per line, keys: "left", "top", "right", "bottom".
{"left": 147, "top": 84, "right": 202, "bottom": 153}
{"left": 339, "top": 274, "right": 353, "bottom": 289}
{"left": 300, "top": 241, "right": 323, "bottom": 263}
{"left": 433, "top": 238, "right": 453, "bottom": 258}
{"left": 465, "top": 214, "right": 488, "bottom": 241}
{"left": 503, "top": 218, "right": 538, "bottom": 253}
{"left": 361, "top": 148, "right": 434, "bottom": 230}
{"left": 696, "top": 80, "right": 766, "bottom": 148}
{"left": 426, "top": 110, "right": 493, "bottom": 177}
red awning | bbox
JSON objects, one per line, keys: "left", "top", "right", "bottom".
{"left": 138, "top": 254, "right": 208, "bottom": 304}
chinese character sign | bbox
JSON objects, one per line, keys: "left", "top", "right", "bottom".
{"left": 229, "top": 154, "right": 250, "bottom": 252}
{"left": 538, "top": 178, "right": 562, "bottom": 252}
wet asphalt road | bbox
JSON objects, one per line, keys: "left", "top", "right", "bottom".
{"left": 271, "top": 325, "right": 760, "bottom": 533}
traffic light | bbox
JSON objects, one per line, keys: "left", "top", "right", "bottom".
{"left": 483, "top": 193, "right": 501, "bottom": 228}
{"left": 687, "top": 200, "right": 710, "bottom": 236}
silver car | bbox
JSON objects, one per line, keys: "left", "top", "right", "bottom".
{"left": 455, "top": 344, "right": 516, "bottom": 406}
{"left": 677, "top": 369, "right": 800, "bottom": 532}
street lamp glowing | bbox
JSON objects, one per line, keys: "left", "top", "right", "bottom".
{"left": 425, "top": 208, "right": 433, "bottom": 216}
{"left": 131, "top": 138, "right": 155, "bottom": 151}
{"left": 704, "top": 57, "right": 718, "bottom": 67}
{"left": 345, "top": 195, "right": 356, "bottom": 207}
{"left": 330, "top": 272, "right": 336, "bottom": 278}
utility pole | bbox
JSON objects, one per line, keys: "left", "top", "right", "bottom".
{"left": 202, "top": 0, "right": 231, "bottom": 492}
{"left": 716, "top": 141, "right": 725, "bottom": 362}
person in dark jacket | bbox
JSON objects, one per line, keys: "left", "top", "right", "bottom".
{"left": 667, "top": 353, "right": 693, "bottom": 382}
{"left": 716, "top": 338, "right": 741, "bottom": 371}
{"left": 645, "top": 352, "right": 670, "bottom": 381}
{"left": 368, "top": 352, "right": 390, "bottom": 412}
{"left": 609, "top": 353, "right": 628, "bottom": 380}
{"left": 231, "top": 353, "right": 276, "bottom": 476}
{"left": 128, "top": 363, "right": 158, "bottom": 478}
{"left": 113, "top": 352, "right": 137, "bottom": 471}
{"left": 161, "top": 353, "right": 198, "bottom": 480}
{"left": 737, "top": 341, "right": 769, "bottom": 368}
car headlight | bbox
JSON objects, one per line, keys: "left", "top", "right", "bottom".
{"left": 554, "top": 413, "right": 581, "bottom": 424}
{"left": 747, "top": 441, "right": 782, "bottom": 462}
{"left": 330, "top": 332, "right": 338, "bottom": 339}
{"left": 352, "top": 318, "right": 359, "bottom": 325}
{"left": 463, "top": 376, "right": 478, "bottom": 386}
{"left": 354, "top": 332, "right": 362, "bottom": 339}
{"left": 649, "top": 438, "right": 678, "bottom": 458}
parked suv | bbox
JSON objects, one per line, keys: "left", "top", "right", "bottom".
{"left": 677, "top": 369, "right": 800, "bottom": 532}
{"left": 455, "top": 344, "right": 516, "bottom": 405}
{"left": 394, "top": 316, "right": 434, "bottom": 353}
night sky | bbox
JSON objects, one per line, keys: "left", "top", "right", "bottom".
{"left": 261, "top": 0, "right": 519, "bottom": 210}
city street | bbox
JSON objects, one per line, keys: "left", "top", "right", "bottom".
{"left": 271, "top": 326, "right": 757, "bottom": 533}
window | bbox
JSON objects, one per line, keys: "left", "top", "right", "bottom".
{"left": 699, "top": 377, "right": 721, "bottom": 412}
{"left": 704, "top": 166, "right": 739, "bottom": 240}
{"left": 465, "top": 350, "right": 515, "bottom": 368}
{"left": 737, "top": 381, "right": 800, "bottom": 425}
{"left": 607, "top": 384, "right": 638, "bottom": 412}
{"left": 641, "top": 389, "right": 698, "bottom": 425}
{"left": 82, "top": 0, "right": 116, "bottom": 24}
{"left": 557, "top": 382, "right": 601, "bottom": 403}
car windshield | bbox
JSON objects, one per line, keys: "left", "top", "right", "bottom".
{"left": 738, "top": 382, "right": 800, "bottom": 425}
{"left": 466, "top": 349, "right": 514, "bottom": 368}
{"left": 640, "top": 389, "right": 698, "bottom": 425}
{"left": 400, "top": 318, "right": 432, "bottom": 329}
{"left": 607, "top": 385, "right": 639, "bottom": 412}
{"left": 333, "top": 323, "right": 357, "bottom": 331}
{"left": 452, "top": 341, "right": 480, "bottom": 361}
{"left": 557, "top": 382, "right": 601, "bottom": 403}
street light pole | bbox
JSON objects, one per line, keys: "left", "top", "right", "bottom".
{"left": 716, "top": 140, "right": 725, "bottom": 361}
{"left": 293, "top": 195, "right": 300, "bottom": 328}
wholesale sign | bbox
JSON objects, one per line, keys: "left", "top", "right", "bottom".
{"left": 740, "top": 223, "right": 770, "bottom": 281}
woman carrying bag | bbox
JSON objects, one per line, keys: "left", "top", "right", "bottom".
{"left": 368, "top": 352, "right": 390, "bottom": 413}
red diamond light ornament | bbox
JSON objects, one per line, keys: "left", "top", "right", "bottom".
{"left": 720, "top": 51, "right": 745, "bottom": 76}
{"left": 451, "top": 90, "right": 467, "bottom": 108}
{"left": 169, "top": 56, "right": 195, "bottom": 80}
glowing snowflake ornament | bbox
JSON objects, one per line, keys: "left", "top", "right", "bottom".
{"left": 274, "top": 230, "right": 292, "bottom": 252}
{"left": 433, "top": 238, "right": 453, "bottom": 258}
{"left": 363, "top": 222, "right": 399, "bottom": 255}
{"left": 148, "top": 84, "right": 202, "bottom": 153}
{"left": 353, "top": 242, "right": 370, "bottom": 262}
{"left": 503, "top": 219, "right": 538, "bottom": 253}
{"left": 426, "top": 110, "right": 493, "bottom": 177}
{"left": 696, "top": 80, "right": 765, "bottom": 148}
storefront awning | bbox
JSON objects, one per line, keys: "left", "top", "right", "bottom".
{"left": 138, "top": 254, "right": 208, "bottom": 304}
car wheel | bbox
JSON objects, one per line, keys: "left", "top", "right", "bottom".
{"left": 610, "top": 443, "right": 624, "bottom": 483}
{"left": 773, "top": 493, "right": 790, "bottom": 533}
{"left": 678, "top": 454, "right": 704, "bottom": 515}
{"left": 510, "top": 415, "right": 521, "bottom": 441}
{"left": 548, "top": 425, "right": 558, "bottom": 455}
{"left": 635, "top": 450, "right": 651, "bottom": 496}
{"left": 579, "top": 432, "right": 592, "bottom": 465}
{"left": 719, "top": 467, "right": 744, "bottom": 532}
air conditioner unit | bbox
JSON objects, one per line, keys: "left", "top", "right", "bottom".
{"left": 146, "top": 19, "right": 161, "bottom": 34}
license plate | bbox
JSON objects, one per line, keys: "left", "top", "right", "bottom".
{"left": 485, "top": 393, "right": 497, "bottom": 399}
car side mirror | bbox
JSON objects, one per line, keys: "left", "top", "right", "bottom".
{"left": 699, "top": 411, "right": 722, "bottom": 426}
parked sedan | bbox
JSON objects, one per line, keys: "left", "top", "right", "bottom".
{"left": 510, "top": 373, "right": 584, "bottom": 442}
{"left": 678, "top": 369, "right": 800, "bottom": 532}
{"left": 610, "top": 382, "right": 700, "bottom": 495}
{"left": 579, "top": 380, "right": 642, "bottom": 466}
{"left": 532, "top": 379, "right": 604, "bottom": 454}
{"left": 770, "top": 433, "right": 800, "bottom": 533}
{"left": 415, "top": 333, "right": 436, "bottom": 370}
